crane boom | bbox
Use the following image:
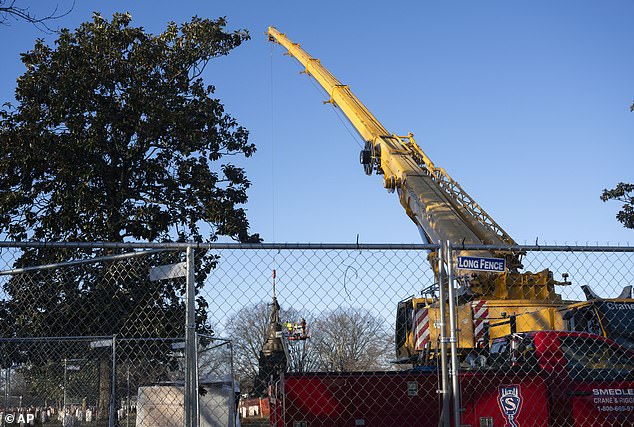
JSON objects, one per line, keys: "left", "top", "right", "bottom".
{"left": 268, "top": 27, "right": 562, "bottom": 301}
{"left": 268, "top": 27, "right": 514, "bottom": 250}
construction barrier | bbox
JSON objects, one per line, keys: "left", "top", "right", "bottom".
{"left": 0, "top": 241, "right": 631, "bottom": 426}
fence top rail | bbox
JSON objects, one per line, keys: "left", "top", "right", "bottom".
{"left": 453, "top": 243, "right": 634, "bottom": 253}
{"left": 0, "top": 241, "right": 631, "bottom": 252}
{"left": 0, "top": 336, "right": 187, "bottom": 342}
{"left": 0, "top": 335, "right": 114, "bottom": 343}
{"left": 0, "top": 241, "right": 439, "bottom": 250}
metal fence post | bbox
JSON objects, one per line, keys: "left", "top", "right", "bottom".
{"left": 3, "top": 363, "right": 8, "bottom": 427}
{"left": 446, "top": 241, "right": 461, "bottom": 426}
{"left": 229, "top": 341, "right": 236, "bottom": 427}
{"left": 109, "top": 335, "right": 117, "bottom": 427}
{"left": 437, "top": 242, "right": 451, "bottom": 427}
{"left": 63, "top": 358, "right": 67, "bottom": 425}
{"left": 185, "top": 246, "right": 199, "bottom": 427}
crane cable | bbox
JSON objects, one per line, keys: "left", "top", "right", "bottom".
{"left": 269, "top": 41, "right": 279, "bottom": 277}
{"left": 275, "top": 39, "right": 365, "bottom": 150}
{"left": 305, "top": 72, "right": 365, "bottom": 149}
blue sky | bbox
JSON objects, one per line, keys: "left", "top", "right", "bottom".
{"left": 1, "top": 1, "right": 632, "bottom": 245}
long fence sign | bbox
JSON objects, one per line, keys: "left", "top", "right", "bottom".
{"left": 457, "top": 256, "right": 506, "bottom": 273}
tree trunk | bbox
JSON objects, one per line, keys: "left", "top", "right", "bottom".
{"left": 97, "top": 357, "right": 111, "bottom": 421}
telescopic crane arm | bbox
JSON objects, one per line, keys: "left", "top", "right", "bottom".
{"left": 268, "top": 27, "right": 561, "bottom": 301}
{"left": 267, "top": 28, "right": 514, "bottom": 248}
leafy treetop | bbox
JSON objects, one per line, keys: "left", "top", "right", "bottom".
{"left": 601, "top": 182, "right": 634, "bottom": 230}
{"left": 0, "top": 12, "right": 259, "bottom": 244}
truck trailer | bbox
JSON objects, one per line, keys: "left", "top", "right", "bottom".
{"left": 270, "top": 331, "right": 634, "bottom": 426}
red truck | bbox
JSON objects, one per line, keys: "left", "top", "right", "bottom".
{"left": 269, "top": 331, "right": 634, "bottom": 426}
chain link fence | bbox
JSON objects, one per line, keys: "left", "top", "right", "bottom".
{"left": 0, "top": 241, "right": 632, "bottom": 426}
{"left": 448, "top": 244, "right": 634, "bottom": 427}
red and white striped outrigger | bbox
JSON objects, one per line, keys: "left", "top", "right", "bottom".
{"left": 413, "top": 308, "right": 431, "bottom": 351}
{"left": 472, "top": 300, "right": 489, "bottom": 348}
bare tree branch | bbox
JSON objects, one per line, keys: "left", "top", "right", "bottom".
{"left": 310, "top": 307, "right": 393, "bottom": 372}
{"left": 0, "top": 0, "right": 75, "bottom": 32}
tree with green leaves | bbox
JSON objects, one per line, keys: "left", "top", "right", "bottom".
{"left": 601, "top": 182, "right": 634, "bottom": 229}
{"left": 600, "top": 102, "right": 634, "bottom": 230}
{"left": 599, "top": 102, "right": 634, "bottom": 231}
{"left": 0, "top": 12, "right": 258, "bottom": 418}
{"left": 0, "top": 12, "right": 258, "bottom": 244}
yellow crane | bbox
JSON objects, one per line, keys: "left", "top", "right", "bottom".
{"left": 267, "top": 27, "right": 632, "bottom": 363}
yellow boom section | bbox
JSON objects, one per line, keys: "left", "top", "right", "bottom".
{"left": 268, "top": 27, "right": 515, "bottom": 251}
